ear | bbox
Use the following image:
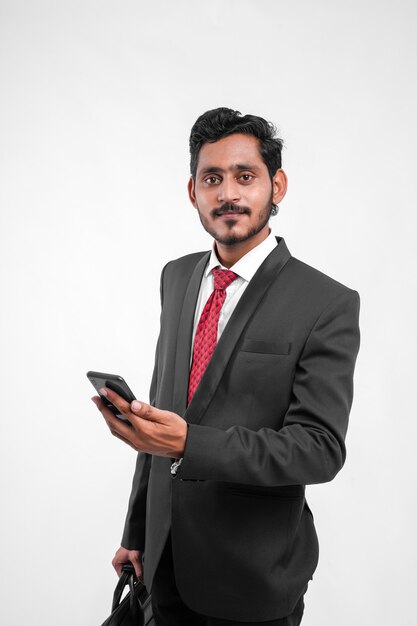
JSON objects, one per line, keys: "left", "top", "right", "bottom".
{"left": 187, "top": 176, "right": 197, "bottom": 208}
{"left": 272, "top": 169, "right": 288, "bottom": 205}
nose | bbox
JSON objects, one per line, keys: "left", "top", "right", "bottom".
{"left": 217, "top": 176, "right": 241, "bottom": 204}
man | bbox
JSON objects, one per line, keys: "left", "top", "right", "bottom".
{"left": 92, "top": 107, "right": 360, "bottom": 625}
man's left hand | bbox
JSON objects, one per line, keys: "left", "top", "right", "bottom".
{"left": 92, "top": 387, "right": 187, "bottom": 458}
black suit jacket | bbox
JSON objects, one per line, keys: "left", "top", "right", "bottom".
{"left": 121, "top": 237, "right": 360, "bottom": 621}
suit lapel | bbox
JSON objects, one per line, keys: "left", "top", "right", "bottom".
{"left": 171, "top": 251, "right": 210, "bottom": 417}
{"left": 185, "top": 237, "right": 292, "bottom": 425}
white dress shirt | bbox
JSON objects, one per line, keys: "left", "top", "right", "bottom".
{"left": 191, "top": 232, "right": 278, "bottom": 352}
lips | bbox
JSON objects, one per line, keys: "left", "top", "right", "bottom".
{"left": 218, "top": 212, "right": 246, "bottom": 219}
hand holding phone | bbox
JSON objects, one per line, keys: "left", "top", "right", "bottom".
{"left": 89, "top": 371, "right": 188, "bottom": 457}
{"left": 87, "top": 371, "right": 136, "bottom": 422}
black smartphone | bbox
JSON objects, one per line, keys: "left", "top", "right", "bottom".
{"left": 87, "top": 371, "right": 136, "bottom": 422}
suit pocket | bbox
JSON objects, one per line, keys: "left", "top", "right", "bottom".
{"left": 223, "top": 483, "right": 304, "bottom": 500}
{"left": 240, "top": 338, "right": 291, "bottom": 355}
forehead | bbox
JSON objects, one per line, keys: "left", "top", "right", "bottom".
{"left": 196, "top": 133, "right": 266, "bottom": 173}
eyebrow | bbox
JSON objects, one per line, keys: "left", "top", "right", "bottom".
{"left": 200, "top": 163, "right": 261, "bottom": 175}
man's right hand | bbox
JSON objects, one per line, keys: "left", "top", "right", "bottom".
{"left": 112, "top": 546, "right": 143, "bottom": 580}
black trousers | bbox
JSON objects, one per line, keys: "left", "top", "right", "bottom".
{"left": 151, "top": 534, "right": 305, "bottom": 626}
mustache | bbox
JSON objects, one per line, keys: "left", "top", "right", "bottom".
{"left": 212, "top": 203, "right": 251, "bottom": 217}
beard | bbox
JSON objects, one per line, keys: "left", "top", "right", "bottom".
{"left": 196, "top": 192, "right": 274, "bottom": 246}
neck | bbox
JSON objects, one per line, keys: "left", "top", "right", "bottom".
{"left": 215, "top": 226, "right": 270, "bottom": 268}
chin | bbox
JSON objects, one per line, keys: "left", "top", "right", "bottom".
{"left": 214, "top": 229, "right": 253, "bottom": 246}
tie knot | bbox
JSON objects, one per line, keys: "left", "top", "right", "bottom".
{"left": 212, "top": 268, "right": 238, "bottom": 291}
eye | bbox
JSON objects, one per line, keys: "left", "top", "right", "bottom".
{"left": 238, "top": 173, "right": 254, "bottom": 183}
{"left": 204, "top": 175, "right": 221, "bottom": 185}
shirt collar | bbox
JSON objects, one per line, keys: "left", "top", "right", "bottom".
{"left": 205, "top": 231, "right": 278, "bottom": 282}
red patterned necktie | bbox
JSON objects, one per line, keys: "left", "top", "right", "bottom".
{"left": 187, "top": 268, "right": 238, "bottom": 404}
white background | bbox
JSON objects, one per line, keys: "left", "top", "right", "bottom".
{"left": 1, "top": 1, "right": 416, "bottom": 624}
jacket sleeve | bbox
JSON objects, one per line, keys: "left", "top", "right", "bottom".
{"left": 179, "top": 289, "right": 360, "bottom": 486}
{"left": 120, "top": 266, "right": 167, "bottom": 550}
{"left": 121, "top": 452, "right": 152, "bottom": 550}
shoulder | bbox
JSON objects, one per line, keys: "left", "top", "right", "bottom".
{"left": 288, "top": 255, "right": 356, "bottom": 290}
{"left": 281, "top": 254, "right": 360, "bottom": 314}
{"left": 272, "top": 236, "right": 358, "bottom": 301}
{"left": 164, "top": 250, "right": 209, "bottom": 273}
{"left": 157, "top": 251, "right": 209, "bottom": 299}
{"left": 276, "top": 255, "right": 360, "bottom": 350}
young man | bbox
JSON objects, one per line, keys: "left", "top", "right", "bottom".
{"left": 92, "top": 108, "right": 360, "bottom": 625}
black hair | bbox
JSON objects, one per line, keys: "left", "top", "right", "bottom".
{"left": 189, "top": 107, "right": 284, "bottom": 180}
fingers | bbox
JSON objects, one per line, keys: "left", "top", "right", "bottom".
{"left": 91, "top": 395, "right": 104, "bottom": 409}
{"left": 91, "top": 394, "right": 125, "bottom": 425}
{"left": 96, "top": 388, "right": 157, "bottom": 424}
{"left": 92, "top": 390, "right": 186, "bottom": 456}
{"left": 112, "top": 550, "right": 124, "bottom": 577}
{"left": 128, "top": 552, "right": 144, "bottom": 580}
{"left": 112, "top": 548, "right": 143, "bottom": 580}
{"left": 100, "top": 387, "right": 131, "bottom": 416}
{"left": 130, "top": 399, "right": 159, "bottom": 422}
{"left": 111, "top": 429, "right": 138, "bottom": 451}
{"left": 112, "top": 556, "right": 124, "bottom": 577}
{"left": 91, "top": 393, "right": 138, "bottom": 447}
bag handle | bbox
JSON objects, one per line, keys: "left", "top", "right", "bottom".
{"left": 111, "top": 563, "right": 143, "bottom": 624}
